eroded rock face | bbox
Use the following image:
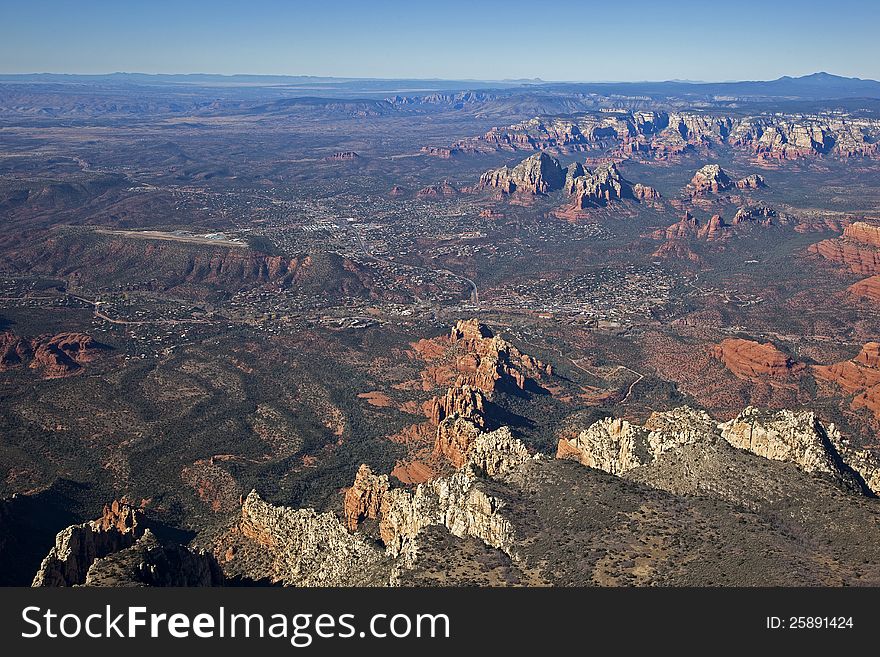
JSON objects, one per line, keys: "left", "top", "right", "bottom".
{"left": 343, "top": 465, "right": 390, "bottom": 531}
{"left": 814, "top": 343, "right": 880, "bottom": 419}
{"left": 735, "top": 174, "right": 766, "bottom": 189}
{"left": 568, "top": 162, "right": 635, "bottom": 208}
{"left": 1, "top": 331, "right": 108, "bottom": 377}
{"left": 733, "top": 205, "right": 777, "bottom": 225}
{"left": 557, "top": 417, "right": 653, "bottom": 475}
{"left": 379, "top": 466, "right": 516, "bottom": 563}
{"left": 718, "top": 407, "right": 845, "bottom": 478}
{"left": 478, "top": 152, "right": 565, "bottom": 195}
{"left": 844, "top": 221, "right": 880, "bottom": 247}
{"left": 729, "top": 116, "right": 879, "bottom": 159}
{"left": 690, "top": 164, "right": 732, "bottom": 194}
{"left": 417, "top": 180, "right": 458, "bottom": 198}
{"left": 434, "top": 415, "right": 484, "bottom": 468}
{"left": 32, "top": 501, "right": 141, "bottom": 587}
{"left": 426, "top": 385, "right": 486, "bottom": 426}
{"left": 697, "top": 214, "right": 728, "bottom": 240}
{"left": 235, "top": 491, "right": 391, "bottom": 586}
{"left": 849, "top": 275, "right": 880, "bottom": 303}
{"left": 811, "top": 221, "right": 880, "bottom": 275}
{"left": 827, "top": 433, "right": 880, "bottom": 495}
{"left": 0, "top": 331, "right": 32, "bottom": 368}
{"left": 712, "top": 338, "right": 804, "bottom": 380}
{"left": 446, "top": 319, "right": 551, "bottom": 394}
{"left": 632, "top": 182, "right": 661, "bottom": 201}
{"left": 557, "top": 407, "right": 718, "bottom": 475}
{"left": 84, "top": 530, "right": 225, "bottom": 587}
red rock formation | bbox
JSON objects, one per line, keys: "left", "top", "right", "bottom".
{"left": 632, "top": 183, "right": 662, "bottom": 201}
{"left": 0, "top": 331, "right": 108, "bottom": 377}
{"left": 814, "top": 343, "right": 880, "bottom": 420}
{"left": 652, "top": 240, "right": 702, "bottom": 262}
{"left": 848, "top": 275, "right": 880, "bottom": 303}
{"left": 434, "top": 416, "right": 482, "bottom": 468}
{"left": 343, "top": 465, "right": 389, "bottom": 531}
{"left": 690, "top": 164, "right": 732, "bottom": 194}
{"left": 697, "top": 215, "right": 728, "bottom": 240}
{"left": 420, "top": 146, "right": 456, "bottom": 158}
{"left": 450, "top": 319, "right": 494, "bottom": 342}
{"left": 843, "top": 221, "right": 880, "bottom": 247}
{"left": 810, "top": 222, "right": 880, "bottom": 275}
{"left": 425, "top": 385, "right": 486, "bottom": 426}
{"left": 417, "top": 180, "right": 458, "bottom": 198}
{"left": 29, "top": 333, "right": 101, "bottom": 377}
{"left": 712, "top": 338, "right": 804, "bottom": 380}
{"left": 479, "top": 208, "right": 504, "bottom": 219}
{"left": 732, "top": 205, "right": 777, "bottom": 225}
{"left": 568, "top": 162, "right": 632, "bottom": 208}
{"left": 735, "top": 174, "right": 766, "bottom": 190}
{"left": 95, "top": 500, "right": 140, "bottom": 533}
{"left": 478, "top": 152, "right": 565, "bottom": 195}
{"left": 0, "top": 331, "right": 32, "bottom": 368}
{"left": 661, "top": 211, "right": 700, "bottom": 239}
{"left": 389, "top": 185, "right": 406, "bottom": 197}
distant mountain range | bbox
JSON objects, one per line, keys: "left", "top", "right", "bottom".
{"left": 1, "top": 72, "right": 878, "bottom": 100}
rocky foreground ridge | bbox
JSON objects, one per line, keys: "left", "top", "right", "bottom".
{"left": 25, "top": 320, "right": 880, "bottom": 587}
{"left": 30, "top": 404, "right": 879, "bottom": 586}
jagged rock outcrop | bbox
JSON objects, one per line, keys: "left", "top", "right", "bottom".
{"left": 558, "top": 405, "right": 871, "bottom": 495}
{"left": 733, "top": 205, "right": 777, "bottom": 225}
{"left": 343, "top": 465, "right": 390, "bottom": 531}
{"left": 718, "top": 407, "right": 847, "bottom": 479}
{"left": 689, "top": 164, "right": 732, "bottom": 194}
{"left": 32, "top": 501, "right": 141, "bottom": 587}
{"left": 434, "top": 415, "right": 484, "bottom": 468}
{"left": 0, "top": 331, "right": 31, "bottom": 368}
{"left": 84, "top": 530, "right": 225, "bottom": 587}
{"left": 445, "top": 319, "right": 551, "bottom": 394}
{"left": 327, "top": 151, "right": 359, "bottom": 161}
{"left": 729, "top": 116, "right": 879, "bottom": 159}
{"left": 659, "top": 211, "right": 700, "bottom": 239}
{"left": 449, "top": 110, "right": 880, "bottom": 162}
{"left": 201, "top": 404, "right": 880, "bottom": 586}
{"left": 466, "top": 426, "right": 532, "bottom": 479}
{"left": 712, "top": 338, "right": 804, "bottom": 380}
{"left": 564, "top": 161, "right": 585, "bottom": 191}
{"left": 827, "top": 433, "right": 880, "bottom": 495}
{"left": 420, "top": 146, "right": 458, "bottom": 158}
{"left": 0, "top": 331, "right": 108, "bottom": 377}
{"left": 697, "top": 214, "right": 728, "bottom": 240}
{"left": 557, "top": 417, "right": 652, "bottom": 474}
{"left": 632, "top": 182, "right": 661, "bottom": 201}
{"left": 557, "top": 407, "right": 717, "bottom": 475}
{"left": 379, "top": 465, "right": 517, "bottom": 563}
{"left": 417, "top": 180, "right": 458, "bottom": 198}
{"left": 389, "top": 185, "right": 406, "bottom": 196}
{"left": 233, "top": 491, "right": 391, "bottom": 586}
{"left": 426, "top": 385, "right": 486, "bottom": 426}
{"left": 478, "top": 152, "right": 565, "bottom": 195}
{"left": 567, "top": 162, "right": 638, "bottom": 208}
{"left": 843, "top": 221, "right": 880, "bottom": 247}
{"left": 735, "top": 173, "right": 766, "bottom": 189}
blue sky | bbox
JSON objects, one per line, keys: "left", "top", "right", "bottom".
{"left": 2, "top": 0, "right": 879, "bottom": 81}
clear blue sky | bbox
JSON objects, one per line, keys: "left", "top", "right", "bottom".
{"left": 2, "top": 0, "right": 879, "bottom": 81}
